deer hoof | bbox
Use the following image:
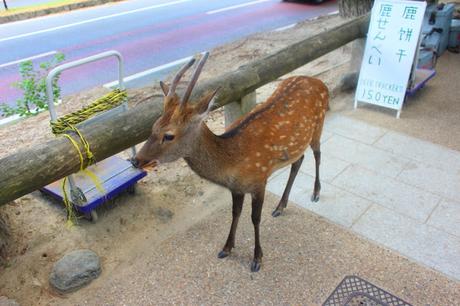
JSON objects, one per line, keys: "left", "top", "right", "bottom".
{"left": 217, "top": 250, "right": 230, "bottom": 259}
{"left": 311, "top": 194, "right": 320, "bottom": 202}
{"left": 250, "top": 260, "right": 261, "bottom": 272}
{"left": 271, "top": 209, "right": 282, "bottom": 218}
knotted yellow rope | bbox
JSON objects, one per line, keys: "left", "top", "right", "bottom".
{"left": 51, "top": 89, "right": 127, "bottom": 134}
{"left": 52, "top": 89, "right": 127, "bottom": 226}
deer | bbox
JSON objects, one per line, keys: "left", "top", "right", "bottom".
{"left": 133, "top": 52, "right": 329, "bottom": 272}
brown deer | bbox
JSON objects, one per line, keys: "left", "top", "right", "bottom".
{"left": 133, "top": 52, "right": 328, "bottom": 272}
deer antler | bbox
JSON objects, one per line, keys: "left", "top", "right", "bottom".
{"left": 167, "top": 57, "right": 196, "bottom": 98}
{"left": 181, "top": 52, "right": 209, "bottom": 105}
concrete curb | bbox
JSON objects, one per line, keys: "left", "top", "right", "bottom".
{"left": 0, "top": 0, "right": 125, "bottom": 24}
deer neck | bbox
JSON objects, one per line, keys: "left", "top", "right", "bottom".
{"left": 184, "top": 123, "right": 236, "bottom": 187}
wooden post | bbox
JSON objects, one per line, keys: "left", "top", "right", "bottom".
{"left": 338, "top": 0, "right": 373, "bottom": 91}
{"left": 224, "top": 91, "right": 256, "bottom": 127}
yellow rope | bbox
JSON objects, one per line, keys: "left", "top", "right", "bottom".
{"left": 51, "top": 89, "right": 127, "bottom": 134}
{"left": 52, "top": 89, "right": 127, "bottom": 224}
{"left": 61, "top": 177, "right": 77, "bottom": 228}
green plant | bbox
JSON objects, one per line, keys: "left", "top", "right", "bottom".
{"left": 0, "top": 52, "right": 65, "bottom": 117}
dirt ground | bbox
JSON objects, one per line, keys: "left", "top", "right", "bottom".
{"left": 1, "top": 14, "right": 459, "bottom": 305}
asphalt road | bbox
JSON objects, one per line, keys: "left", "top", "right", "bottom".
{"left": 0, "top": 0, "right": 338, "bottom": 109}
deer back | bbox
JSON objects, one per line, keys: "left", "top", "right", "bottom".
{"left": 219, "top": 76, "right": 329, "bottom": 183}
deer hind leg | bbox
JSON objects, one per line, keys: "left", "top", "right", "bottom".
{"left": 311, "top": 141, "right": 321, "bottom": 202}
{"left": 250, "top": 189, "right": 265, "bottom": 272}
{"left": 272, "top": 155, "right": 304, "bottom": 218}
{"left": 218, "top": 192, "right": 244, "bottom": 259}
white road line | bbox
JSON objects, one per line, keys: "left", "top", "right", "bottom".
{"left": 206, "top": 0, "right": 271, "bottom": 15}
{"left": 273, "top": 23, "right": 296, "bottom": 32}
{"left": 0, "top": 0, "right": 192, "bottom": 43}
{"left": 103, "top": 56, "right": 194, "bottom": 88}
{"left": 328, "top": 10, "right": 339, "bottom": 15}
{"left": 0, "top": 51, "right": 58, "bottom": 68}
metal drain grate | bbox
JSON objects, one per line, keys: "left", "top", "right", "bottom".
{"left": 322, "top": 276, "right": 412, "bottom": 306}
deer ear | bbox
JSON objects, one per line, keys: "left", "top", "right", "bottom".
{"left": 196, "top": 88, "right": 220, "bottom": 116}
{"left": 159, "top": 81, "right": 169, "bottom": 96}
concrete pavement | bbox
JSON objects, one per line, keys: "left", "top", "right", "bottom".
{"left": 267, "top": 113, "right": 460, "bottom": 281}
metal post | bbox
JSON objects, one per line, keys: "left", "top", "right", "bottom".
{"left": 45, "top": 51, "right": 128, "bottom": 197}
{"left": 46, "top": 50, "right": 124, "bottom": 121}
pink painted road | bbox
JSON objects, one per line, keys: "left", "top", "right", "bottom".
{"left": 0, "top": 0, "right": 337, "bottom": 110}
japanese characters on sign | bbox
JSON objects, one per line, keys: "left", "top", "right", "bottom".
{"left": 355, "top": 0, "right": 426, "bottom": 114}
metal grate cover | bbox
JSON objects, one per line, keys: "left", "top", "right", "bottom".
{"left": 323, "top": 276, "right": 412, "bottom": 306}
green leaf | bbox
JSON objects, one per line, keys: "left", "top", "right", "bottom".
{"left": 4, "top": 53, "right": 66, "bottom": 118}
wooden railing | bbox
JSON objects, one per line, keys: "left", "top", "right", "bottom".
{"left": 0, "top": 14, "right": 369, "bottom": 204}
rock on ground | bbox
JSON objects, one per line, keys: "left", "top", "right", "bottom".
{"left": 49, "top": 249, "right": 101, "bottom": 293}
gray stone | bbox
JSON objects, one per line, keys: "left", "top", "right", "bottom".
{"left": 49, "top": 249, "right": 101, "bottom": 293}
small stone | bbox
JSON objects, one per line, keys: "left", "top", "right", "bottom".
{"left": 49, "top": 249, "right": 101, "bottom": 293}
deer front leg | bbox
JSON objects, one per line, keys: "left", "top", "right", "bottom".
{"left": 272, "top": 155, "right": 304, "bottom": 217}
{"left": 218, "top": 192, "right": 244, "bottom": 259}
{"left": 250, "top": 190, "right": 264, "bottom": 272}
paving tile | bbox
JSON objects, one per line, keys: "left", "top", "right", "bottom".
{"left": 294, "top": 186, "right": 372, "bottom": 229}
{"left": 331, "top": 165, "right": 440, "bottom": 222}
{"left": 427, "top": 198, "right": 460, "bottom": 237}
{"left": 320, "top": 130, "right": 334, "bottom": 143}
{"left": 374, "top": 131, "right": 460, "bottom": 172}
{"left": 324, "top": 114, "right": 387, "bottom": 144}
{"left": 397, "top": 162, "right": 460, "bottom": 200}
{"left": 300, "top": 151, "right": 350, "bottom": 183}
{"left": 268, "top": 171, "right": 372, "bottom": 228}
{"left": 321, "top": 134, "right": 410, "bottom": 178}
{"left": 352, "top": 204, "right": 460, "bottom": 281}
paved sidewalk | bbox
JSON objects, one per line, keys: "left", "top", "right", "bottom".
{"left": 267, "top": 113, "right": 460, "bottom": 281}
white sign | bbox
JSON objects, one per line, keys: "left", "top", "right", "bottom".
{"left": 355, "top": 0, "right": 426, "bottom": 117}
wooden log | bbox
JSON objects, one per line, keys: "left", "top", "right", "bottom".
{"left": 194, "top": 14, "right": 370, "bottom": 107}
{"left": 0, "top": 15, "right": 369, "bottom": 205}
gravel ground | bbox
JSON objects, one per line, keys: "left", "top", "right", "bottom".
{"left": 62, "top": 193, "right": 460, "bottom": 306}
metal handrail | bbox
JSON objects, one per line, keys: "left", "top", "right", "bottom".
{"left": 44, "top": 51, "right": 133, "bottom": 198}
{"left": 46, "top": 50, "right": 124, "bottom": 121}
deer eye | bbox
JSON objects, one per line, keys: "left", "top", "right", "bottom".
{"left": 163, "top": 133, "right": 175, "bottom": 142}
